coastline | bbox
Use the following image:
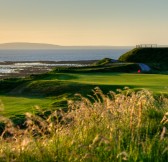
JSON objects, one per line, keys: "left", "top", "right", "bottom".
{"left": 0, "top": 60, "right": 97, "bottom": 65}
{"left": 0, "top": 60, "right": 97, "bottom": 79}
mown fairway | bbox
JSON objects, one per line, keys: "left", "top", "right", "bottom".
{"left": 55, "top": 72, "right": 168, "bottom": 93}
{"left": 0, "top": 72, "right": 168, "bottom": 116}
{"left": 0, "top": 96, "right": 54, "bottom": 117}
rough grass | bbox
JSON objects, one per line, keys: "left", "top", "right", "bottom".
{"left": 0, "top": 88, "right": 168, "bottom": 161}
{"left": 52, "top": 63, "right": 140, "bottom": 73}
{"left": 93, "top": 58, "right": 112, "bottom": 66}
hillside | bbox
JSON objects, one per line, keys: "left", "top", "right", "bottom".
{"left": 119, "top": 48, "right": 168, "bottom": 63}
{"left": 0, "top": 42, "right": 133, "bottom": 50}
{"left": 0, "top": 42, "right": 61, "bottom": 49}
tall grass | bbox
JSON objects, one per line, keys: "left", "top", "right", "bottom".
{"left": 0, "top": 88, "right": 168, "bottom": 161}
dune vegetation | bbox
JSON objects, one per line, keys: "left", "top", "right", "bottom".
{"left": 0, "top": 87, "right": 168, "bottom": 161}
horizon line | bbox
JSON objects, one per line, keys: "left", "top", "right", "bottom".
{"left": 0, "top": 42, "right": 135, "bottom": 47}
{"left": 1, "top": 42, "right": 168, "bottom": 47}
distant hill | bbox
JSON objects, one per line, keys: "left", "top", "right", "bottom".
{"left": 119, "top": 48, "right": 168, "bottom": 63}
{"left": 0, "top": 42, "right": 62, "bottom": 49}
{"left": 0, "top": 42, "right": 133, "bottom": 50}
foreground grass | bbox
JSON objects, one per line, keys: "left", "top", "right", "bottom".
{"left": 0, "top": 88, "right": 168, "bottom": 161}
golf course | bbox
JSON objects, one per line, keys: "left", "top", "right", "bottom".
{"left": 0, "top": 47, "right": 168, "bottom": 161}
{"left": 0, "top": 70, "right": 168, "bottom": 117}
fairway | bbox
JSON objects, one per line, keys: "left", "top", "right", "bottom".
{"left": 55, "top": 73, "right": 168, "bottom": 94}
{"left": 0, "top": 96, "right": 54, "bottom": 117}
{"left": 0, "top": 72, "right": 168, "bottom": 116}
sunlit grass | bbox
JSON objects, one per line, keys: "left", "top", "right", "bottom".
{"left": 46, "top": 72, "right": 168, "bottom": 93}
{"left": 0, "top": 73, "right": 168, "bottom": 117}
{"left": 0, "top": 96, "right": 54, "bottom": 117}
{"left": 0, "top": 88, "right": 168, "bottom": 161}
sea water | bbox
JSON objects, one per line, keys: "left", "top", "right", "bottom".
{"left": 0, "top": 48, "right": 130, "bottom": 62}
{"left": 0, "top": 48, "right": 131, "bottom": 74}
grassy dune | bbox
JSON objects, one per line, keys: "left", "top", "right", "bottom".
{"left": 119, "top": 48, "right": 168, "bottom": 63}
{"left": 119, "top": 48, "right": 168, "bottom": 71}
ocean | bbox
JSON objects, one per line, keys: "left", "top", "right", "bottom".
{"left": 0, "top": 48, "right": 132, "bottom": 76}
{"left": 0, "top": 48, "right": 131, "bottom": 62}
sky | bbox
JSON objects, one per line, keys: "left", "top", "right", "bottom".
{"left": 0, "top": 0, "right": 168, "bottom": 46}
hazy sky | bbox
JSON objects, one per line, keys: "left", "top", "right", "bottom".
{"left": 0, "top": 0, "right": 168, "bottom": 46}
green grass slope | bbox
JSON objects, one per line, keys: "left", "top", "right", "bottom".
{"left": 1, "top": 72, "right": 168, "bottom": 117}
{"left": 119, "top": 48, "right": 168, "bottom": 63}
{"left": 0, "top": 61, "right": 167, "bottom": 118}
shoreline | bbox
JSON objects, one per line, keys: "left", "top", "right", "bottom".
{"left": 0, "top": 60, "right": 97, "bottom": 79}
{"left": 0, "top": 60, "right": 97, "bottom": 65}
